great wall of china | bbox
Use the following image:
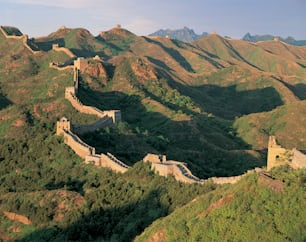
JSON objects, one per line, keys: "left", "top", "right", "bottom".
{"left": 267, "top": 136, "right": 306, "bottom": 170}
{"left": 52, "top": 57, "right": 259, "bottom": 184}
{"left": 2, "top": 26, "right": 305, "bottom": 184}
{"left": 55, "top": 56, "right": 306, "bottom": 184}
{"left": 54, "top": 56, "right": 306, "bottom": 184}
{"left": 0, "top": 26, "right": 41, "bottom": 55}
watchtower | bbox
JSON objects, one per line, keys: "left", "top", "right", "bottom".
{"left": 56, "top": 117, "right": 71, "bottom": 135}
{"left": 267, "top": 136, "right": 290, "bottom": 170}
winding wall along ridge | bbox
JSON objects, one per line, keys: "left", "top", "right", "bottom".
{"left": 0, "top": 26, "right": 41, "bottom": 55}
{"left": 55, "top": 57, "right": 306, "bottom": 183}
{"left": 55, "top": 58, "right": 262, "bottom": 183}
{"left": 57, "top": 61, "right": 128, "bottom": 173}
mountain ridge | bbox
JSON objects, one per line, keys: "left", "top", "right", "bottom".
{"left": 243, "top": 32, "right": 306, "bottom": 46}
{"left": 0, "top": 24, "right": 305, "bottom": 241}
{"left": 149, "top": 26, "right": 208, "bottom": 43}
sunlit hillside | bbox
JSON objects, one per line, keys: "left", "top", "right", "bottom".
{"left": 0, "top": 25, "right": 305, "bottom": 241}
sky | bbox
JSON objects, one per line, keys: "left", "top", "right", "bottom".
{"left": 1, "top": 0, "right": 306, "bottom": 39}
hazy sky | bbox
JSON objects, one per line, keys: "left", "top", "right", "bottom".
{"left": 1, "top": 0, "right": 306, "bottom": 39}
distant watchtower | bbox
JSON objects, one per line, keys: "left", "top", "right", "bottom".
{"left": 267, "top": 136, "right": 290, "bottom": 170}
{"left": 56, "top": 117, "right": 71, "bottom": 135}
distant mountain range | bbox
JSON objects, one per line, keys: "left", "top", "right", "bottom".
{"left": 149, "top": 27, "right": 306, "bottom": 46}
{"left": 242, "top": 32, "right": 306, "bottom": 46}
{"left": 1, "top": 25, "right": 306, "bottom": 241}
{"left": 149, "top": 27, "right": 208, "bottom": 42}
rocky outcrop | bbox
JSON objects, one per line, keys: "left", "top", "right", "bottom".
{"left": 3, "top": 211, "right": 32, "bottom": 225}
{"left": 83, "top": 60, "right": 109, "bottom": 85}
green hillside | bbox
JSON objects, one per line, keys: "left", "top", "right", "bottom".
{"left": 136, "top": 167, "right": 306, "bottom": 242}
{"left": 0, "top": 26, "right": 305, "bottom": 240}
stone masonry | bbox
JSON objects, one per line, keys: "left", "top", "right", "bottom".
{"left": 267, "top": 136, "right": 306, "bottom": 170}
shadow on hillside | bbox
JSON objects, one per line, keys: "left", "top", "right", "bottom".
{"left": 35, "top": 38, "right": 65, "bottom": 51}
{"left": 169, "top": 80, "right": 283, "bottom": 120}
{"left": 294, "top": 84, "right": 306, "bottom": 100}
{"left": 146, "top": 56, "right": 174, "bottom": 72}
{"left": 95, "top": 35, "right": 124, "bottom": 53}
{"left": 76, "top": 87, "right": 265, "bottom": 178}
{"left": 0, "top": 94, "right": 12, "bottom": 110}
{"left": 19, "top": 189, "right": 168, "bottom": 241}
{"left": 223, "top": 40, "right": 264, "bottom": 71}
{"left": 35, "top": 37, "right": 109, "bottom": 58}
{"left": 273, "top": 76, "right": 306, "bottom": 100}
{"left": 144, "top": 37, "right": 195, "bottom": 73}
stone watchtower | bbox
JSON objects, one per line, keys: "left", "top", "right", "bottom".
{"left": 267, "top": 136, "right": 291, "bottom": 170}
{"left": 56, "top": 117, "right": 71, "bottom": 135}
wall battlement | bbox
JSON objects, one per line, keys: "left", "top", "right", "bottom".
{"left": 144, "top": 154, "right": 202, "bottom": 184}
{"left": 56, "top": 62, "right": 126, "bottom": 173}
{"left": 57, "top": 117, "right": 129, "bottom": 173}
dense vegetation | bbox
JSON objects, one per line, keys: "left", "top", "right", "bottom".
{"left": 0, "top": 26, "right": 305, "bottom": 240}
{"left": 136, "top": 167, "right": 306, "bottom": 242}
{"left": 0, "top": 133, "right": 214, "bottom": 241}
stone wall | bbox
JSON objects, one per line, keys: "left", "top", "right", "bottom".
{"left": 73, "top": 116, "right": 113, "bottom": 135}
{"left": 52, "top": 43, "right": 76, "bottom": 58}
{"left": 209, "top": 175, "right": 244, "bottom": 185}
{"left": 101, "top": 153, "right": 129, "bottom": 172}
{"left": 291, "top": 149, "right": 306, "bottom": 169}
{"left": 62, "top": 129, "right": 95, "bottom": 158}
{"left": 267, "top": 136, "right": 306, "bottom": 170}
{"left": 74, "top": 57, "right": 88, "bottom": 71}
{"left": 150, "top": 162, "right": 173, "bottom": 177}
{"left": 0, "top": 26, "right": 24, "bottom": 39}
{"left": 49, "top": 62, "right": 74, "bottom": 71}
{"left": 55, "top": 59, "right": 301, "bottom": 183}
{"left": 144, "top": 154, "right": 201, "bottom": 183}
{"left": 0, "top": 26, "right": 41, "bottom": 55}
{"left": 56, "top": 61, "right": 127, "bottom": 173}
{"left": 267, "top": 136, "right": 290, "bottom": 170}
{"left": 143, "top": 153, "right": 166, "bottom": 163}
{"left": 85, "top": 153, "right": 129, "bottom": 173}
{"left": 56, "top": 117, "right": 71, "bottom": 135}
{"left": 65, "top": 86, "right": 121, "bottom": 123}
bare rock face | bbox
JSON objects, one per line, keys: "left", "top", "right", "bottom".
{"left": 82, "top": 60, "right": 109, "bottom": 85}
{"left": 131, "top": 58, "right": 158, "bottom": 84}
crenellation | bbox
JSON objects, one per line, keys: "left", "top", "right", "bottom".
{"left": 144, "top": 153, "right": 202, "bottom": 183}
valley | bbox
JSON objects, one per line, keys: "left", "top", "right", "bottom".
{"left": 0, "top": 25, "right": 305, "bottom": 241}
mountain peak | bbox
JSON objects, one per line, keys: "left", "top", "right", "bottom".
{"left": 149, "top": 27, "right": 208, "bottom": 43}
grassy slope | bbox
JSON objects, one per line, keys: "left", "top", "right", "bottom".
{"left": 0, "top": 27, "right": 306, "bottom": 240}
{"left": 136, "top": 168, "right": 306, "bottom": 242}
